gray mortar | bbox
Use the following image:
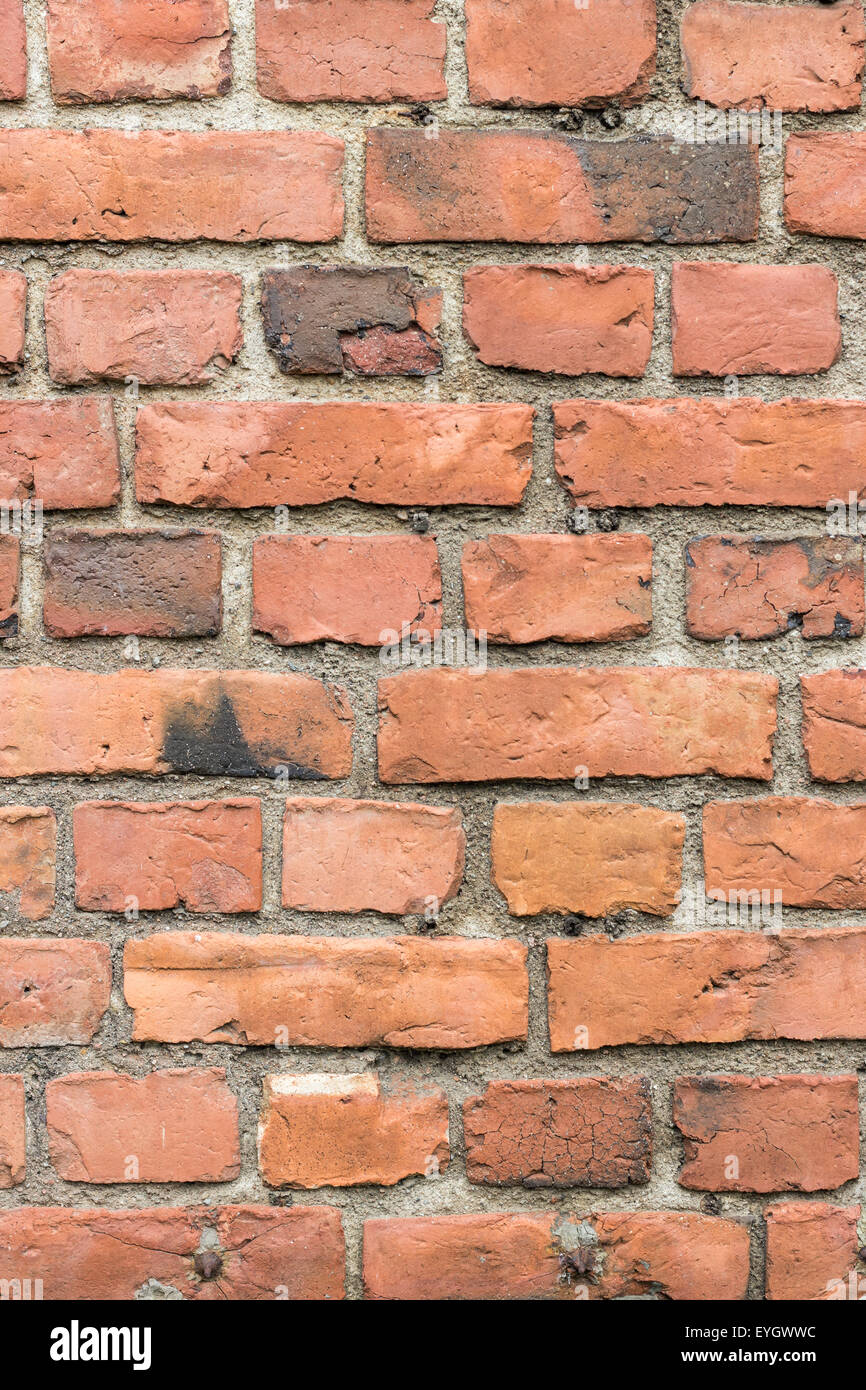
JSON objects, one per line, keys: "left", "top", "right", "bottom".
{"left": 0, "top": 0, "right": 865, "bottom": 1302}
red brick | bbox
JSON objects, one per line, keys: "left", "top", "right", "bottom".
{"left": 0, "top": 129, "right": 343, "bottom": 242}
{"left": 671, "top": 262, "right": 840, "bottom": 376}
{"left": 0, "top": 535, "right": 17, "bottom": 640}
{"left": 281, "top": 797, "right": 464, "bottom": 915}
{"left": 548, "top": 928, "right": 866, "bottom": 1050}
{"left": 466, "top": 0, "right": 655, "bottom": 107}
{"left": 463, "top": 265, "right": 652, "bottom": 377}
{"left": 136, "top": 401, "right": 533, "bottom": 507}
{"left": 124, "top": 932, "right": 528, "bottom": 1049}
{"left": 802, "top": 669, "right": 866, "bottom": 781}
{"left": 378, "top": 667, "right": 777, "bottom": 783}
{"left": 43, "top": 529, "right": 222, "bottom": 638}
{"left": 45, "top": 270, "right": 243, "bottom": 386}
{"left": 705, "top": 797, "right": 866, "bottom": 909}
{"left": 462, "top": 533, "right": 652, "bottom": 643}
{"left": 555, "top": 397, "right": 866, "bottom": 507}
{"left": 463, "top": 1078, "right": 652, "bottom": 1188}
{"left": 0, "top": 0, "right": 26, "bottom": 100}
{"left": 675, "top": 1075, "right": 859, "bottom": 1193}
{"left": 0, "top": 399, "right": 119, "bottom": 509}
{"left": 0, "top": 939, "right": 110, "bottom": 1046}
{"left": 0, "top": 1074, "right": 25, "bottom": 1188}
{"left": 786, "top": 133, "right": 866, "bottom": 239}
{"left": 259, "top": 1073, "right": 449, "bottom": 1189}
{"left": 0, "top": 806, "right": 55, "bottom": 920}
{"left": 46, "top": 1069, "right": 239, "bottom": 1184}
{"left": 0, "top": 269, "right": 25, "bottom": 373}
{"left": 363, "top": 1211, "right": 749, "bottom": 1300}
{"left": 366, "top": 130, "right": 758, "bottom": 244}
{"left": 255, "top": 0, "right": 446, "bottom": 103}
{"left": 686, "top": 536, "right": 863, "bottom": 641}
{"left": 491, "top": 801, "right": 684, "bottom": 918}
{"left": 765, "top": 1203, "right": 862, "bottom": 1301}
{"left": 0, "top": 668, "right": 353, "bottom": 779}
{"left": 0, "top": 1205, "right": 345, "bottom": 1300}
{"left": 74, "top": 799, "right": 262, "bottom": 914}
{"left": 47, "top": 0, "right": 232, "bottom": 103}
{"left": 682, "top": 0, "right": 864, "bottom": 112}
{"left": 253, "top": 535, "right": 441, "bottom": 646}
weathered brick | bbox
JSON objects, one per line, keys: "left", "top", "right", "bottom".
{"left": 136, "top": 401, "right": 533, "bottom": 507}
{"left": 686, "top": 536, "right": 863, "bottom": 640}
{"left": 681, "top": 0, "right": 864, "bottom": 112}
{"left": 462, "top": 533, "right": 652, "bottom": 643}
{"left": 555, "top": 398, "right": 866, "bottom": 507}
{"left": 255, "top": 0, "right": 446, "bottom": 103}
{"left": 0, "top": 806, "right": 55, "bottom": 920}
{"left": 0, "top": 1074, "right": 25, "bottom": 1188}
{"left": 704, "top": 797, "right": 866, "bottom": 909}
{"left": 43, "top": 529, "right": 222, "bottom": 638}
{"left": 765, "top": 1203, "right": 862, "bottom": 1301}
{"left": 46, "top": 0, "right": 232, "bottom": 103}
{"left": 46, "top": 1069, "right": 239, "bottom": 1184}
{"left": 491, "top": 802, "right": 684, "bottom": 918}
{"left": 0, "top": 269, "right": 26, "bottom": 373}
{"left": 0, "top": 1205, "right": 345, "bottom": 1300}
{"left": 466, "top": 0, "right": 655, "bottom": 107}
{"left": 0, "top": 534, "right": 18, "bottom": 640}
{"left": 548, "top": 928, "right": 866, "bottom": 1050}
{"left": 0, "top": 129, "right": 343, "bottom": 242}
{"left": 253, "top": 535, "right": 441, "bottom": 646}
{"left": 363, "top": 1211, "right": 749, "bottom": 1300}
{"left": 671, "top": 262, "right": 840, "bottom": 376}
{"left": 463, "top": 1078, "right": 652, "bottom": 1188}
{"left": 0, "top": 399, "right": 119, "bottom": 509}
{"left": 259, "top": 1073, "right": 449, "bottom": 1188}
{"left": 124, "top": 933, "right": 528, "bottom": 1048}
{"left": 366, "top": 130, "right": 759, "bottom": 244}
{"left": 74, "top": 799, "right": 262, "bottom": 914}
{"left": 0, "top": 668, "right": 353, "bottom": 779}
{"left": 0, "top": 939, "right": 110, "bottom": 1046}
{"left": 45, "top": 270, "right": 243, "bottom": 386}
{"left": 802, "top": 669, "right": 866, "bottom": 782}
{"left": 675, "top": 1075, "right": 859, "bottom": 1193}
{"left": 786, "top": 133, "right": 866, "bottom": 239}
{"left": 0, "top": 0, "right": 26, "bottom": 100}
{"left": 262, "top": 266, "right": 441, "bottom": 375}
{"left": 378, "top": 667, "right": 777, "bottom": 783}
{"left": 463, "top": 265, "right": 653, "bottom": 377}
{"left": 281, "top": 797, "right": 464, "bottom": 915}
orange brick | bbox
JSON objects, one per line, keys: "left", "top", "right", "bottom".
{"left": 765, "top": 1203, "right": 862, "bottom": 1300}
{"left": 786, "top": 133, "right": 866, "bottom": 239}
{"left": 0, "top": 269, "right": 25, "bottom": 373}
{"left": 0, "top": 399, "right": 119, "bottom": 509}
{"left": 0, "top": 1074, "right": 25, "bottom": 1188}
{"left": 0, "top": 806, "right": 55, "bottom": 920}
{"left": 0, "top": 0, "right": 26, "bottom": 100}
{"left": 0, "top": 535, "right": 17, "bottom": 640}
{"left": 0, "top": 940, "right": 110, "bottom": 1046}
{"left": 802, "top": 669, "right": 866, "bottom": 781}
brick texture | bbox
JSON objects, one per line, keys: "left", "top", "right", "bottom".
{"left": 765, "top": 1203, "right": 862, "bottom": 1300}
{"left": 0, "top": 269, "right": 26, "bottom": 373}
{"left": 0, "top": 0, "right": 26, "bottom": 100}
{"left": 0, "top": 1074, "right": 25, "bottom": 1188}
{"left": 0, "top": 806, "right": 55, "bottom": 920}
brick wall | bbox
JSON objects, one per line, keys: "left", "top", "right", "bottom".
{"left": 0, "top": 0, "right": 864, "bottom": 1303}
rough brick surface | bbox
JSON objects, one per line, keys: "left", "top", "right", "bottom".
{"left": 281, "top": 797, "right": 464, "bottom": 915}
{"left": 466, "top": 0, "right": 656, "bottom": 108}
{"left": 462, "top": 533, "right": 652, "bottom": 643}
{"left": 46, "top": 1069, "right": 240, "bottom": 1183}
{"left": 671, "top": 262, "right": 841, "bottom": 376}
{"left": 43, "top": 529, "right": 222, "bottom": 637}
{"left": 674, "top": 1075, "right": 860, "bottom": 1193}
{"left": 255, "top": 0, "right": 446, "bottom": 103}
{"left": 786, "top": 133, "right": 866, "bottom": 239}
{"left": 259, "top": 1073, "right": 449, "bottom": 1188}
{"left": 0, "top": 806, "right": 55, "bottom": 920}
{"left": 0, "top": 535, "right": 17, "bottom": 639}
{"left": 681, "top": 0, "right": 865, "bottom": 112}
{"left": 0, "top": 1074, "right": 25, "bottom": 1187}
{"left": 46, "top": 0, "right": 232, "bottom": 103}
{"left": 491, "top": 801, "right": 684, "bottom": 917}
{"left": 378, "top": 667, "right": 777, "bottom": 782}
{"left": 0, "top": 399, "right": 120, "bottom": 509}
{"left": 463, "top": 1078, "right": 652, "bottom": 1188}
{"left": 125, "top": 933, "right": 528, "bottom": 1048}
{"left": 74, "top": 799, "right": 262, "bottom": 913}
{"left": 463, "top": 265, "right": 653, "bottom": 377}
{"left": 136, "top": 401, "right": 533, "bottom": 507}
{"left": 0, "top": 268, "right": 26, "bottom": 373}
{"left": 802, "top": 669, "right": 866, "bottom": 781}
{"left": 0, "top": 940, "right": 110, "bottom": 1046}
{"left": 366, "top": 130, "right": 759, "bottom": 244}
{"left": 253, "top": 534, "right": 442, "bottom": 645}
{"left": 685, "top": 536, "right": 864, "bottom": 640}
{"left": 765, "top": 1203, "right": 862, "bottom": 1300}
{"left": 0, "top": 0, "right": 26, "bottom": 100}
{"left": 45, "top": 270, "right": 243, "bottom": 385}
